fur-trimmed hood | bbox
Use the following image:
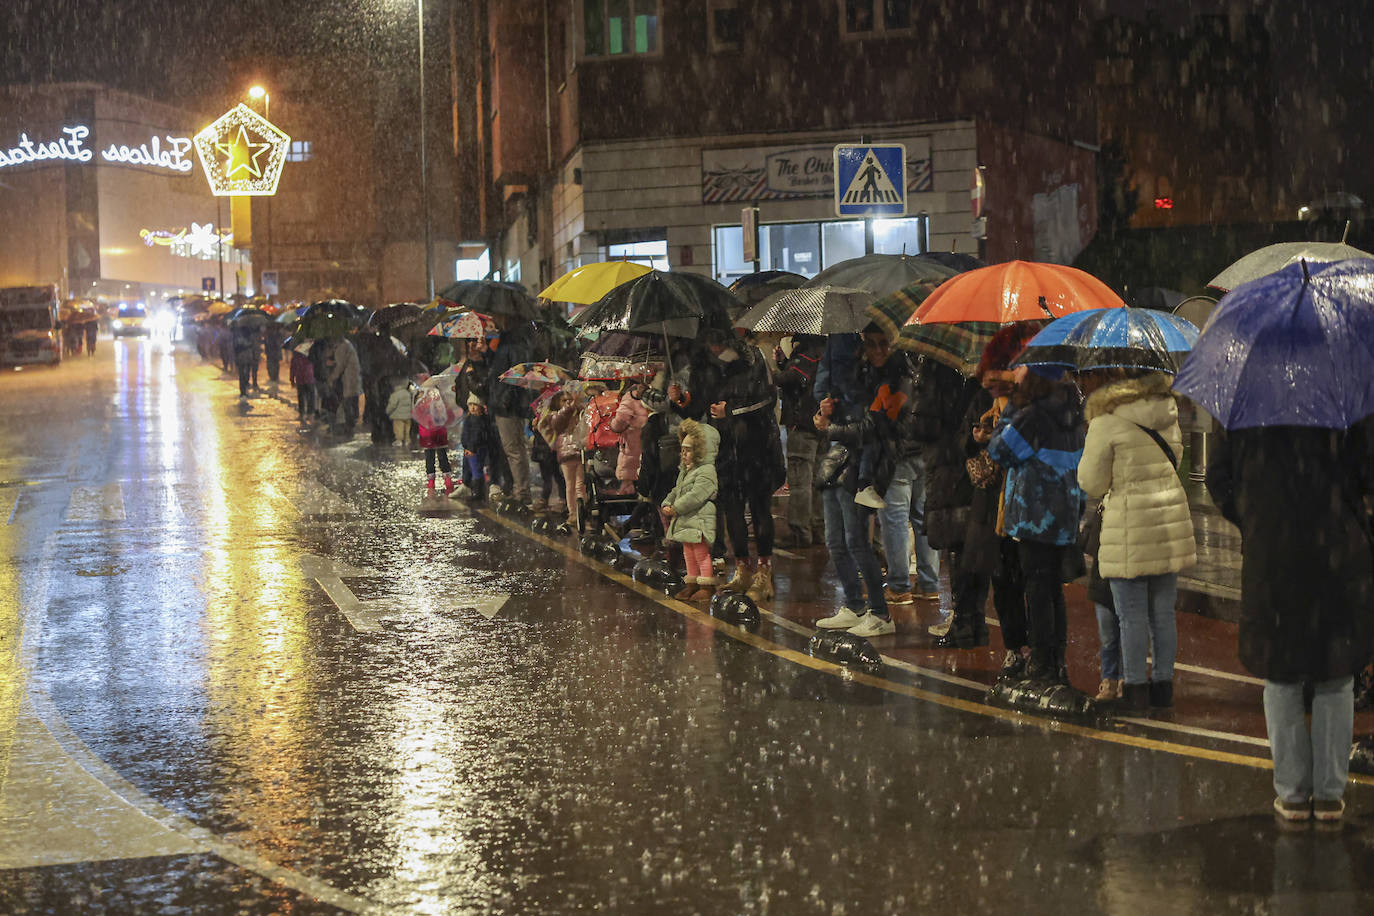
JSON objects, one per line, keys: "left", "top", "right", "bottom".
{"left": 1084, "top": 372, "right": 1178, "bottom": 429}
{"left": 677, "top": 418, "right": 719, "bottom": 464}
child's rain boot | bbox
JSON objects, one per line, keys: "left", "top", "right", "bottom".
{"left": 443, "top": 474, "right": 456, "bottom": 495}
{"left": 689, "top": 577, "right": 719, "bottom": 602}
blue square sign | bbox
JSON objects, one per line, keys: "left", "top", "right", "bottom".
{"left": 834, "top": 144, "right": 907, "bottom": 217}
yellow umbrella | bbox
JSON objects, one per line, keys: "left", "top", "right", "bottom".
{"left": 539, "top": 261, "right": 652, "bottom": 304}
{"left": 207, "top": 300, "right": 235, "bottom": 316}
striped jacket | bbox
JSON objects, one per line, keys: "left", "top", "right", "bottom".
{"left": 986, "top": 382, "right": 1086, "bottom": 546}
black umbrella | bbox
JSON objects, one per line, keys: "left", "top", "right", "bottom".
{"left": 727, "top": 270, "right": 808, "bottom": 310}
{"left": 570, "top": 271, "right": 739, "bottom": 373}
{"left": 918, "top": 251, "right": 986, "bottom": 273}
{"left": 368, "top": 302, "right": 442, "bottom": 345}
{"left": 805, "top": 253, "right": 958, "bottom": 295}
{"left": 296, "top": 299, "right": 357, "bottom": 339}
{"left": 228, "top": 307, "right": 272, "bottom": 328}
{"left": 436, "top": 279, "right": 540, "bottom": 320}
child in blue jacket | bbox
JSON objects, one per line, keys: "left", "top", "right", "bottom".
{"left": 986, "top": 368, "right": 1085, "bottom": 682}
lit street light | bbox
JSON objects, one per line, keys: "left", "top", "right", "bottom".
{"left": 247, "top": 84, "right": 273, "bottom": 299}
{"left": 416, "top": 0, "right": 434, "bottom": 301}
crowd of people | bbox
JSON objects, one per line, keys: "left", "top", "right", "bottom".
{"left": 197, "top": 298, "right": 1373, "bottom": 825}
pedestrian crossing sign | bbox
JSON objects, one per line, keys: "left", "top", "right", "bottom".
{"left": 834, "top": 144, "right": 907, "bottom": 217}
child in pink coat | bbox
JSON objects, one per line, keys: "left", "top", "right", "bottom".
{"left": 608, "top": 382, "right": 650, "bottom": 494}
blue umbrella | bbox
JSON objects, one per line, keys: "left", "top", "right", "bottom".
{"left": 1173, "top": 258, "right": 1374, "bottom": 430}
{"left": 1013, "top": 307, "right": 1199, "bottom": 373}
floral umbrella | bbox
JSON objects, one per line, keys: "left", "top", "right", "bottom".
{"left": 428, "top": 311, "right": 497, "bottom": 339}
{"left": 499, "top": 361, "right": 574, "bottom": 389}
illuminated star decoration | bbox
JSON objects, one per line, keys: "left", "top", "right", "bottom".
{"left": 192, "top": 103, "right": 291, "bottom": 197}
{"left": 184, "top": 222, "right": 223, "bottom": 258}
{"left": 215, "top": 126, "right": 270, "bottom": 179}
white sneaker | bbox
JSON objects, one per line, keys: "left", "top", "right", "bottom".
{"left": 848, "top": 611, "right": 896, "bottom": 637}
{"left": 816, "top": 607, "right": 865, "bottom": 630}
{"left": 928, "top": 617, "right": 952, "bottom": 637}
{"left": 854, "top": 486, "right": 885, "bottom": 509}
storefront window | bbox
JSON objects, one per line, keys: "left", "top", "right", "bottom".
{"left": 714, "top": 216, "right": 928, "bottom": 285}
{"left": 606, "top": 239, "right": 668, "bottom": 270}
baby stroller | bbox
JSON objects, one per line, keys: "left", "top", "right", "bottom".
{"left": 580, "top": 387, "right": 639, "bottom": 537}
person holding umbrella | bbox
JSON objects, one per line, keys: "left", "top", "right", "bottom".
{"left": 1177, "top": 258, "right": 1374, "bottom": 823}
{"left": 486, "top": 316, "right": 537, "bottom": 509}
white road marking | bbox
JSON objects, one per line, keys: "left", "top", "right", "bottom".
{"left": 465, "top": 595, "right": 510, "bottom": 619}
{"left": 66, "top": 484, "right": 126, "bottom": 522}
{"left": 299, "top": 553, "right": 386, "bottom": 633}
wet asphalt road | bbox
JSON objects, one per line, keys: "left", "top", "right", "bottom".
{"left": 1, "top": 339, "right": 1372, "bottom": 914}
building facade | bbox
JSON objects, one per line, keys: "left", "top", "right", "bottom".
{"left": 449, "top": 0, "right": 1099, "bottom": 292}
{"left": 0, "top": 83, "right": 251, "bottom": 304}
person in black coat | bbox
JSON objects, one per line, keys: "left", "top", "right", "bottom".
{"left": 1206, "top": 422, "right": 1374, "bottom": 820}
{"left": 669, "top": 330, "right": 785, "bottom": 603}
{"left": 919, "top": 362, "right": 993, "bottom": 649}
{"left": 776, "top": 334, "right": 826, "bottom": 547}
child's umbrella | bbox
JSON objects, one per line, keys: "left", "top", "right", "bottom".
{"left": 498, "top": 361, "right": 573, "bottom": 389}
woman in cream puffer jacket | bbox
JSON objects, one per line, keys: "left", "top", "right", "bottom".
{"left": 1077, "top": 370, "right": 1196, "bottom": 710}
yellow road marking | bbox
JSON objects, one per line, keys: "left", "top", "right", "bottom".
{"left": 476, "top": 507, "right": 1374, "bottom": 785}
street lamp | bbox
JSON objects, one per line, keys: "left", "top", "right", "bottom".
{"left": 247, "top": 85, "right": 273, "bottom": 298}
{"left": 416, "top": 0, "right": 434, "bottom": 301}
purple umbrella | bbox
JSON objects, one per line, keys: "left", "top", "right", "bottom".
{"left": 1173, "top": 258, "right": 1374, "bottom": 429}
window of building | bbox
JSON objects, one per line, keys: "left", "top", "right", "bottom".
{"left": 709, "top": 0, "right": 742, "bottom": 51}
{"left": 712, "top": 216, "right": 929, "bottom": 286}
{"left": 840, "top": 0, "right": 915, "bottom": 35}
{"left": 606, "top": 238, "right": 669, "bottom": 270}
{"left": 286, "top": 140, "right": 313, "bottom": 162}
{"left": 584, "top": 0, "right": 660, "bottom": 57}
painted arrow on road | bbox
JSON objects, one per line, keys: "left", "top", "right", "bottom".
{"left": 300, "top": 553, "right": 511, "bottom": 630}
{"left": 299, "top": 553, "right": 388, "bottom": 633}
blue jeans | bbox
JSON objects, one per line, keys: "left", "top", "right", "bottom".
{"left": 823, "top": 488, "right": 888, "bottom": 617}
{"left": 1094, "top": 603, "right": 1121, "bottom": 681}
{"left": 1108, "top": 573, "right": 1178, "bottom": 685}
{"left": 1264, "top": 677, "right": 1354, "bottom": 803}
{"left": 880, "top": 456, "right": 939, "bottom": 594}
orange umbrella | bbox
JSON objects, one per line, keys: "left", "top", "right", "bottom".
{"left": 912, "top": 260, "right": 1125, "bottom": 325}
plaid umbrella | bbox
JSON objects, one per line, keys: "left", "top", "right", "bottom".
{"left": 896, "top": 321, "right": 1002, "bottom": 376}
{"left": 736, "top": 285, "right": 875, "bottom": 336}
{"left": 866, "top": 278, "right": 948, "bottom": 340}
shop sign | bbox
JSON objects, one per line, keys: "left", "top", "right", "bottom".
{"left": 703, "top": 136, "right": 932, "bottom": 204}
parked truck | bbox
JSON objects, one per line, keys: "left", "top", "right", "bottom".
{"left": 0, "top": 285, "right": 62, "bottom": 367}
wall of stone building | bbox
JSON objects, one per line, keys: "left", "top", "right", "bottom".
{"left": 541, "top": 120, "right": 982, "bottom": 280}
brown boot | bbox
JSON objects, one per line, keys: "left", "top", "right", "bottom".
{"left": 673, "top": 578, "right": 699, "bottom": 601}
{"left": 689, "top": 577, "right": 719, "bottom": 602}
{"left": 745, "top": 558, "right": 775, "bottom": 603}
{"left": 721, "top": 559, "right": 753, "bottom": 593}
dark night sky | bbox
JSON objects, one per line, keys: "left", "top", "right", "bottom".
{"left": 4, "top": 0, "right": 1370, "bottom": 199}
{"left": 2, "top": 0, "right": 413, "bottom": 104}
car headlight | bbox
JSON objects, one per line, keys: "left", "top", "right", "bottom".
{"left": 111, "top": 319, "right": 123, "bottom": 330}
